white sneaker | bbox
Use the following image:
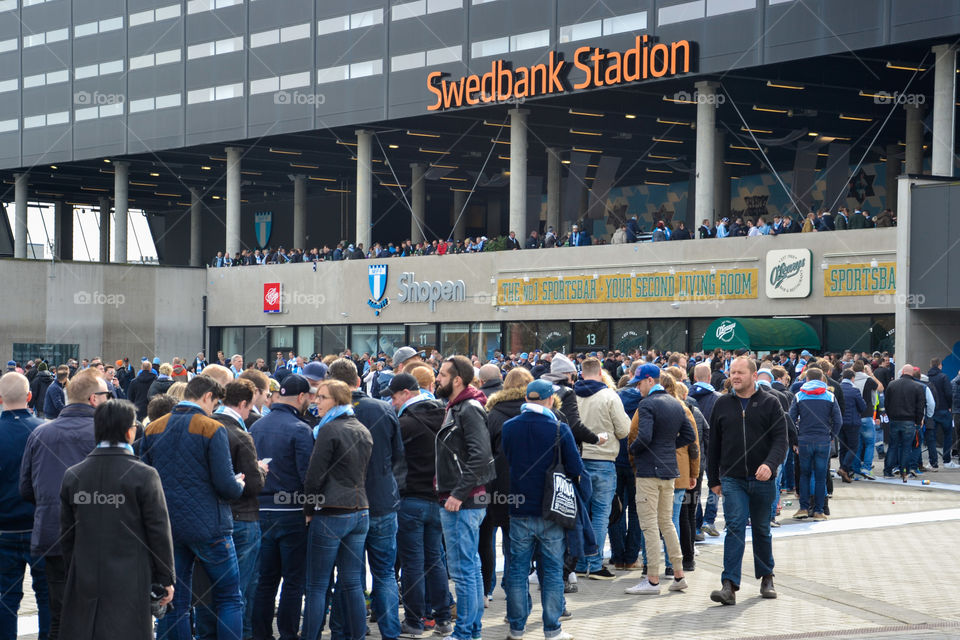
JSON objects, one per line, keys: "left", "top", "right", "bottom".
{"left": 944, "top": 461, "right": 960, "bottom": 469}
{"left": 567, "top": 571, "right": 578, "bottom": 584}
{"left": 548, "top": 632, "right": 574, "bottom": 640}
{"left": 528, "top": 572, "right": 539, "bottom": 585}
{"left": 507, "top": 630, "right": 524, "bottom": 640}
{"left": 625, "top": 578, "right": 660, "bottom": 595}
{"left": 668, "top": 577, "right": 689, "bottom": 591}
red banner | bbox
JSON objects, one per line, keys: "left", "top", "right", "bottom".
{"left": 263, "top": 283, "right": 282, "bottom": 313}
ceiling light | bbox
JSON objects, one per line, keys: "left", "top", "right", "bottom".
{"left": 483, "top": 120, "right": 509, "bottom": 127}
{"left": 648, "top": 154, "right": 678, "bottom": 160}
{"left": 388, "top": 144, "right": 399, "bottom": 149}
{"left": 308, "top": 176, "right": 336, "bottom": 182}
{"left": 103, "top": 159, "right": 111, "bottom": 163}
{"left": 290, "top": 163, "right": 319, "bottom": 169}
{"left": 652, "top": 137, "right": 683, "bottom": 144}
{"left": 325, "top": 187, "right": 351, "bottom": 193}
{"left": 406, "top": 130, "right": 440, "bottom": 138}
{"left": 430, "top": 163, "right": 457, "bottom": 169}
{"left": 209, "top": 155, "right": 226, "bottom": 161}
{"left": 572, "top": 147, "right": 602, "bottom": 154}
{"left": 211, "top": 195, "right": 221, "bottom": 199}
{"left": 49, "top": 165, "right": 57, "bottom": 169}
{"left": 201, "top": 165, "right": 212, "bottom": 170}
{"left": 336, "top": 140, "right": 357, "bottom": 147}
{"left": 657, "top": 117, "right": 691, "bottom": 126}
{"left": 153, "top": 192, "right": 181, "bottom": 197}
{"left": 269, "top": 147, "right": 300, "bottom": 155}
{"left": 724, "top": 160, "right": 750, "bottom": 166}
{"left": 807, "top": 132, "right": 819, "bottom": 136}
{"left": 149, "top": 172, "right": 160, "bottom": 177}
{"left": 730, "top": 144, "right": 760, "bottom": 151}
{"left": 440, "top": 176, "right": 466, "bottom": 181}
{"left": 645, "top": 180, "right": 669, "bottom": 186}
{"left": 570, "top": 128, "right": 602, "bottom": 136}
{"left": 647, "top": 168, "right": 672, "bottom": 174}
{"left": 663, "top": 95, "right": 695, "bottom": 104}
{"left": 568, "top": 108, "right": 603, "bottom": 117}
{"left": 766, "top": 80, "right": 804, "bottom": 90}
{"left": 741, "top": 127, "right": 772, "bottom": 134}
{"left": 129, "top": 181, "right": 157, "bottom": 187}
{"left": 561, "top": 159, "right": 571, "bottom": 164}
{"left": 450, "top": 188, "right": 473, "bottom": 193}
{"left": 817, "top": 152, "right": 829, "bottom": 157}
{"left": 379, "top": 182, "right": 405, "bottom": 187}
{"left": 624, "top": 113, "right": 637, "bottom": 119}
{"left": 240, "top": 170, "right": 261, "bottom": 176}
{"left": 419, "top": 147, "right": 448, "bottom": 154}
{"left": 752, "top": 105, "right": 788, "bottom": 114}
{"left": 839, "top": 113, "right": 873, "bottom": 122}
{"left": 81, "top": 186, "right": 108, "bottom": 191}
{"left": 498, "top": 155, "right": 511, "bottom": 160}
{"left": 491, "top": 139, "right": 510, "bottom": 145}
{"left": 886, "top": 61, "right": 926, "bottom": 72}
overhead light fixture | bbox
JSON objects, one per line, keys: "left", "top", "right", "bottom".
{"left": 99, "top": 169, "right": 114, "bottom": 174}
{"left": 647, "top": 168, "right": 672, "bottom": 174}
{"left": 419, "top": 147, "right": 448, "bottom": 154}
{"left": 308, "top": 176, "right": 336, "bottom": 182}
{"left": 657, "top": 117, "right": 691, "bottom": 126}
{"left": 886, "top": 61, "right": 926, "bottom": 72}
{"left": 663, "top": 95, "right": 695, "bottom": 104}
{"left": 240, "top": 170, "right": 261, "bottom": 176}
{"left": 839, "top": 113, "right": 873, "bottom": 122}
{"left": 752, "top": 105, "right": 788, "bottom": 114}
{"left": 491, "top": 139, "right": 510, "bottom": 145}
{"left": 440, "top": 176, "right": 466, "bottom": 181}
{"left": 208, "top": 155, "right": 226, "bottom": 161}
{"left": 645, "top": 180, "right": 669, "bottom": 186}
{"left": 211, "top": 195, "right": 221, "bottom": 199}
{"left": 129, "top": 181, "right": 157, "bottom": 187}
{"left": 587, "top": 163, "right": 599, "bottom": 168}
{"left": 449, "top": 187, "right": 473, "bottom": 193}
{"left": 652, "top": 137, "right": 683, "bottom": 144}
{"left": 103, "top": 159, "right": 111, "bottom": 163}
{"left": 201, "top": 165, "right": 212, "bottom": 170}
{"left": 149, "top": 172, "right": 160, "bottom": 177}
{"left": 483, "top": 120, "right": 509, "bottom": 127}
{"left": 49, "top": 165, "right": 57, "bottom": 169}
{"left": 81, "top": 186, "right": 108, "bottom": 191}
{"left": 572, "top": 147, "right": 602, "bottom": 154}
{"left": 503, "top": 170, "right": 511, "bottom": 176}
{"left": 336, "top": 140, "right": 357, "bottom": 147}
{"left": 569, "top": 128, "right": 602, "bottom": 136}
{"left": 561, "top": 159, "right": 571, "bottom": 164}
{"left": 807, "top": 132, "right": 819, "bottom": 137}
{"left": 388, "top": 144, "right": 399, "bottom": 149}
{"left": 269, "top": 147, "right": 300, "bottom": 155}
{"left": 498, "top": 155, "right": 511, "bottom": 160}
{"left": 730, "top": 144, "right": 760, "bottom": 151}
{"left": 766, "top": 80, "right": 804, "bottom": 90}
{"left": 430, "top": 163, "right": 457, "bottom": 169}
{"left": 154, "top": 192, "right": 181, "bottom": 197}
{"left": 406, "top": 130, "right": 440, "bottom": 138}
{"left": 290, "top": 163, "right": 319, "bottom": 169}
{"left": 325, "top": 187, "right": 351, "bottom": 193}
{"left": 624, "top": 113, "right": 637, "bottom": 119}
{"left": 724, "top": 160, "right": 750, "bottom": 166}
{"left": 379, "top": 182, "right": 406, "bottom": 187}
{"left": 648, "top": 154, "right": 678, "bottom": 160}
{"left": 741, "top": 127, "right": 772, "bottom": 134}
{"left": 817, "top": 152, "right": 829, "bottom": 157}
{"left": 569, "top": 108, "right": 603, "bottom": 117}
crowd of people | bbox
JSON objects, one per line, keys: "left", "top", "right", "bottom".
{"left": 2, "top": 342, "right": 954, "bottom": 640}
{"left": 208, "top": 206, "right": 896, "bottom": 268}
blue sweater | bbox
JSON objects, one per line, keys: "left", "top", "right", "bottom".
{"left": 615, "top": 387, "right": 644, "bottom": 472}
{"left": 789, "top": 381, "right": 843, "bottom": 444}
{"left": 501, "top": 410, "right": 583, "bottom": 518}
{"left": 141, "top": 404, "right": 243, "bottom": 542}
{"left": 840, "top": 380, "right": 866, "bottom": 426}
{"left": 351, "top": 390, "right": 405, "bottom": 516}
{"left": 250, "top": 403, "right": 314, "bottom": 512}
{"left": 0, "top": 409, "right": 43, "bottom": 531}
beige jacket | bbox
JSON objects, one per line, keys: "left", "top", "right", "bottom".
{"left": 577, "top": 385, "right": 631, "bottom": 461}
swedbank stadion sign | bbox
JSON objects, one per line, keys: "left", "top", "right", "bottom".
{"left": 765, "top": 249, "right": 812, "bottom": 299}
{"left": 427, "top": 36, "right": 694, "bottom": 111}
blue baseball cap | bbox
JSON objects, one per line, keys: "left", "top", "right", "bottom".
{"left": 152, "top": 357, "right": 161, "bottom": 365}
{"left": 520, "top": 352, "right": 529, "bottom": 360}
{"left": 800, "top": 350, "right": 813, "bottom": 358}
{"left": 526, "top": 379, "right": 557, "bottom": 400}
{"left": 302, "top": 361, "right": 328, "bottom": 382}
{"left": 629, "top": 363, "right": 661, "bottom": 384}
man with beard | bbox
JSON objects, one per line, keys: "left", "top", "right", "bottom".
{"left": 434, "top": 355, "right": 496, "bottom": 640}
{"left": 249, "top": 374, "right": 315, "bottom": 640}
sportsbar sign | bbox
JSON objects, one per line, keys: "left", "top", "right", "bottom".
{"left": 427, "top": 36, "right": 693, "bottom": 111}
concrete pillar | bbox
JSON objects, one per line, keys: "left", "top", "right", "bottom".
{"left": 113, "top": 160, "right": 128, "bottom": 263}
{"left": 14, "top": 172, "right": 27, "bottom": 259}
{"left": 508, "top": 108, "right": 528, "bottom": 237}
{"left": 225, "top": 146, "right": 242, "bottom": 256}
{"left": 905, "top": 103, "right": 924, "bottom": 175}
{"left": 293, "top": 174, "right": 306, "bottom": 249}
{"left": 931, "top": 43, "right": 956, "bottom": 177}
{"left": 695, "top": 81, "right": 718, "bottom": 229}
{"left": 355, "top": 129, "right": 373, "bottom": 250}
{"left": 452, "top": 189, "right": 467, "bottom": 241}
{"left": 713, "top": 130, "right": 730, "bottom": 223}
{"left": 98, "top": 196, "right": 111, "bottom": 263}
{"left": 410, "top": 163, "right": 426, "bottom": 244}
{"left": 54, "top": 200, "right": 73, "bottom": 260}
{"left": 189, "top": 187, "right": 202, "bottom": 267}
{"left": 546, "top": 147, "right": 561, "bottom": 236}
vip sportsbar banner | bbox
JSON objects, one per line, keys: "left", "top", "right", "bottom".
{"left": 823, "top": 262, "right": 896, "bottom": 297}
{"left": 497, "top": 269, "right": 758, "bottom": 306}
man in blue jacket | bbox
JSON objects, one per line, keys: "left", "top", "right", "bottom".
{"left": 837, "top": 370, "right": 867, "bottom": 483}
{"left": 789, "top": 369, "right": 842, "bottom": 520}
{"left": 141, "top": 375, "right": 245, "bottom": 640}
{"left": 610, "top": 364, "right": 644, "bottom": 571}
{"left": 327, "top": 358, "right": 405, "bottom": 640}
{"left": 41, "top": 365, "right": 69, "bottom": 420}
{"left": 501, "top": 379, "right": 582, "bottom": 640}
{"left": 925, "top": 358, "right": 953, "bottom": 470}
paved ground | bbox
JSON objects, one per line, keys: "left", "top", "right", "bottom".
{"left": 13, "top": 462, "right": 960, "bottom": 638}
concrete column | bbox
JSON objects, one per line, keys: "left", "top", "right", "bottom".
{"left": 410, "top": 163, "right": 426, "bottom": 243}
{"left": 293, "top": 174, "right": 306, "bottom": 249}
{"left": 113, "top": 160, "right": 128, "bottom": 263}
{"left": 189, "top": 187, "right": 202, "bottom": 267}
{"left": 54, "top": 200, "right": 73, "bottom": 260}
{"left": 508, "top": 108, "right": 528, "bottom": 237}
{"left": 694, "top": 81, "right": 718, "bottom": 229}
{"left": 713, "top": 130, "right": 729, "bottom": 223}
{"left": 355, "top": 129, "right": 373, "bottom": 249}
{"left": 905, "top": 103, "right": 924, "bottom": 175}
{"left": 225, "top": 146, "right": 242, "bottom": 256}
{"left": 14, "top": 172, "right": 27, "bottom": 259}
{"left": 546, "top": 147, "right": 561, "bottom": 236}
{"left": 452, "top": 189, "right": 467, "bottom": 241}
{"left": 932, "top": 43, "right": 956, "bottom": 177}
{"left": 98, "top": 196, "right": 111, "bottom": 263}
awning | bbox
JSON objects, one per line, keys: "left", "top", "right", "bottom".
{"left": 701, "top": 317, "right": 821, "bottom": 352}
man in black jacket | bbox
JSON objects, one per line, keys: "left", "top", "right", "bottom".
{"left": 505, "top": 231, "right": 522, "bottom": 250}
{"left": 389, "top": 372, "right": 454, "bottom": 638}
{"left": 883, "top": 366, "right": 928, "bottom": 480}
{"left": 126, "top": 360, "right": 158, "bottom": 420}
{"left": 708, "top": 357, "right": 787, "bottom": 605}
{"left": 925, "top": 358, "right": 954, "bottom": 470}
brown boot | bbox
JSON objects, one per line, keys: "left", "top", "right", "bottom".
{"left": 710, "top": 579, "right": 737, "bottom": 605}
{"left": 760, "top": 575, "right": 777, "bottom": 599}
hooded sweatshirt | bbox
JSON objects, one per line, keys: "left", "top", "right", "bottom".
{"left": 789, "top": 380, "right": 843, "bottom": 444}
{"left": 574, "top": 379, "right": 631, "bottom": 462}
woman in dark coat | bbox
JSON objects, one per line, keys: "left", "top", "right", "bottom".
{"left": 59, "top": 399, "right": 175, "bottom": 640}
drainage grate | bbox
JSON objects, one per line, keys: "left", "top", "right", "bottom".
{"left": 729, "top": 621, "right": 960, "bottom": 640}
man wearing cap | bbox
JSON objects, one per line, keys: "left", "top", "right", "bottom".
{"left": 623, "top": 364, "right": 695, "bottom": 596}
{"left": 573, "top": 358, "right": 630, "bottom": 580}
{"left": 501, "top": 380, "right": 581, "bottom": 640}
{"left": 374, "top": 346, "right": 423, "bottom": 399}
{"left": 388, "top": 372, "right": 454, "bottom": 638}
{"left": 249, "top": 374, "right": 315, "bottom": 640}
{"left": 540, "top": 354, "right": 600, "bottom": 447}
{"left": 298, "top": 361, "right": 328, "bottom": 428}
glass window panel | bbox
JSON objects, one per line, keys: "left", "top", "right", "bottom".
{"left": 269, "top": 327, "right": 294, "bottom": 351}
{"left": 559, "top": 20, "right": 601, "bottom": 44}
{"left": 216, "top": 36, "right": 243, "bottom": 54}
{"left": 280, "top": 71, "right": 309, "bottom": 89}
{"left": 75, "top": 64, "right": 98, "bottom": 79}
{"left": 297, "top": 327, "right": 315, "bottom": 358}
{"left": 99, "top": 17, "right": 123, "bottom": 32}
{"left": 46, "top": 69, "right": 68, "bottom": 84}
{"left": 280, "top": 22, "right": 310, "bottom": 42}
{"left": 573, "top": 321, "right": 607, "bottom": 351}
{"left": 648, "top": 319, "right": 687, "bottom": 353}
{"left": 871, "top": 315, "right": 895, "bottom": 354}
{"left": 350, "top": 59, "right": 382, "bottom": 78}
{"left": 155, "top": 49, "right": 181, "bottom": 65}
{"left": 392, "top": 0, "right": 425, "bottom": 21}
{"left": 317, "top": 65, "right": 349, "bottom": 84}
{"left": 23, "top": 33, "right": 45, "bottom": 47}
{"left": 73, "top": 22, "right": 98, "bottom": 38}
{"left": 128, "top": 97, "right": 154, "bottom": 113}
{"left": 155, "top": 93, "right": 181, "bottom": 108}
{"left": 539, "top": 321, "right": 571, "bottom": 353}
{"left": 250, "top": 76, "right": 279, "bottom": 94}
{"left": 155, "top": 4, "right": 181, "bottom": 21}
{"left": 392, "top": 51, "right": 425, "bottom": 72}
{"left": 603, "top": 11, "right": 646, "bottom": 35}
{"left": 471, "top": 322, "right": 501, "bottom": 362}
{"left": 440, "top": 323, "right": 470, "bottom": 355}
{"left": 221, "top": 327, "right": 243, "bottom": 360}
{"left": 130, "top": 54, "right": 154, "bottom": 69}
{"left": 0, "top": 38, "right": 18, "bottom": 53}
{"left": 317, "top": 15, "right": 349, "bottom": 36}
{"left": 0, "top": 118, "right": 17, "bottom": 132}
{"left": 322, "top": 325, "right": 347, "bottom": 355}
{"left": 130, "top": 9, "right": 154, "bottom": 26}
{"left": 504, "top": 322, "right": 536, "bottom": 355}
{"left": 187, "top": 0, "right": 211, "bottom": 14}
{"left": 0, "top": 78, "right": 18, "bottom": 93}
{"left": 351, "top": 8, "right": 382, "bottom": 28}
{"left": 99, "top": 59, "right": 123, "bottom": 75}
{"left": 74, "top": 107, "right": 97, "bottom": 121}
{"left": 23, "top": 114, "right": 46, "bottom": 128}
{"left": 0, "top": 0, "right": 17, "bottom": 11}
{"left": 351, "top": 326, "right": 379, "bottom": 357}
{"left": 825, "top": 316, "right": 872, "bottom": 354}
{"left": 379, "top": 325, "right": 405, "bottom": 357}
{"left": 706, "top": 0, "right": 754, "bottom": 17}
{"left": 244, "top": 327, "right": 269, "bottom": 366}
{"left": 46, "top": 111, "right": 68, "bottom": 125}
{"left": 188, "top": 42, "right": 214, "bottom": 59}
{"left": 23, "top": 73, "right": 44, "bottom": 88}
{"left": 428, "top": 0, "right": 461, "bottom": 13}
{"left": 612, "top": 320, "right": 647, "bottom": 354}
{"left": 250, "top": 29, "right": 279, "bottom": 48}
{"left": 46, "top": 28, "right": 68, "bottom": 42}
{"left": 471, "top": 36, "right": 508, "bottom": 58}
{"left": 408, "top": 324, "right": 438, "bottom": 353}
{"left": 688, "top": 318, "right": 713, "bottom": 353}
{"left": 426, "top": 45, "right": 461, "bottom": 65}
{"left": 98, "top": 103, "right": 123, "bottom": 118}
{"left": 510, "top": 29, "right": 548, "bottom": 52}
{"left": 187, "top": 87, "right": 214, "bottom": 104}
{"left": 658, "top": 0, "right": 704, "bottom": 25}
{"left": 215, "top": 83, "right": 243, "bottom": 99}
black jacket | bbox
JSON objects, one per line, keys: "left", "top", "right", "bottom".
{"left": 770, "top": 381, "right": 798, "bottom": 449}
{"left": 884, "top": 376, "right": 927, "bottom": 424}
{"left": 351, "top": 390, "right": 405, "bottom": 517}
{"left": 707, "top": 386, "right": 788, "bottom": 487}
{"left": 127, "top": 371, "right": 157, "bottom": 420}
{"left": 479, "top": 379, "right": 504, "bottom": 398}
{"left": 629, "top": 389, "right": 697, "bottom": 479}
{"left": 551, "top": 382, "right": 599, "bottom": 447}
{"left": 213, "top": 411, "right": 266, "bottom": 522}
{"left": 398, "top": 397, "right": 446, "bottom": 502}
{"left": 484, "top": 388, "right": 524, "bottom": 518}
{"left": 29, "top": 370, "right": 55, "bottom": 414}
{"left": 927, "top": 367, "right": 952, "bottom": 412}
{"left": 505, "top": 236, "right": 521, "bottom": 250}
{"left": 435, "top": 391, "right": 496, "bottom": 506}
{"left": 304, "top": 414, "right": 373, "bottom": 514}
{"left": 147, "top": 377, "right": 175, "bottom": 399}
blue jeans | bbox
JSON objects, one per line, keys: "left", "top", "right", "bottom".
{"left": 575, "top": 460, "right": 616, "bottom": 573}
{"left": 439, "top": 507, "right": 486, "bottom": 640}
{"left": 397, "top": 498, "right": 451, "bottom": 631}
{"left": 699, "top": 488, "right": 719, "bottom": 527}
{"left": 718, "top": 477, "right": 776, "bottom": 587}
{"left": 303, "top": 511, "right": 369, "bottom": 640}
{"left": 506, "top": 517, "right": 565, "bottom": 639}
{"left": 925, "top": 410, "right": 953, "bottom": 466}
{"left": 885, "top": 421, "right": 917, "bottom": 476}
{"left": 0, "top": 531, "right": 49, "bottom": 640}
{"left": 798, "top": 443, "right": 830, "bottom": 514}
{"left": 254, "top": 511, "right": 307, "bottom": 640}
{"left": 839, "top": 423, "right": 861, "bottom": 473}
{"left": 196, "top": 521, "right": 261, "bottom": 640}
{"left": 771, "top": 464, "right": 784, "bottom": 521}
{"left": 781, "top": 448, "right": 795, "bottom": 492}
{"left": 858, "top": 418, "right": 876, "bottom": 472}
{"left": 663, "top": 488, "right": 684, "bottom": 569}
{"left": 609, "top": 468, "right": 641, "bottom": 565}
{"left": 361, "top": 513, "right": 401, "bottom": 639}
{"left": 159, "top": 535, "right": 244, "bottom": 640}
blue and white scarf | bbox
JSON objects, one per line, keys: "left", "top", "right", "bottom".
{"left": 313, "top": 404, "right": 355, "bottom": 439}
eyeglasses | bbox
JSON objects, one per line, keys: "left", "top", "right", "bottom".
{"left": 92, "top": 391, "right": 111, "bottom": 397}
{"left": 315, "top": 393, "right": 331, "bottom": 401}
